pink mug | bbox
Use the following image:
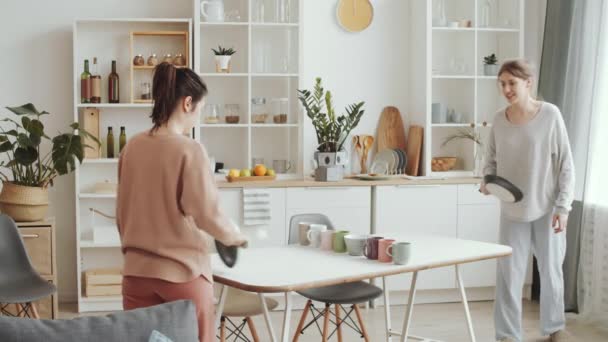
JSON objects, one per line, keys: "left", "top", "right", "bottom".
{"left": 320, "top": 230, "right": 335, "bottom": 251}
{"left": 378, "top": 238, "right": 395, "bottom": 262}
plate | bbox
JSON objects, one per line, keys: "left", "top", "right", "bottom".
{"left": 394, "top": 148, "right": 408, "bottom": 174}
{"left": 355, "top": 174, "right": 391, "bottom": 181}
{"left": 374, "top": 149, "right": 396, "bottom": 175}
{"left": 392, "top": 148, "right": 403, "bottom": 174}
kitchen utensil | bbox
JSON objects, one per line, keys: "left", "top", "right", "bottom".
{"left": 483, "top": 174, "right": 524, "bottom": 203}
{"left": 353, "top": 135, "right": 363, "bottom": 173}
{"left": 344, "top": 234, "right": 368, "bottom": 256}
{"left": 392, "top": 148, "right": 403, "bottom": 174}
{"left": 376, "top": 106, "right": 407, "bottom": 152}
{"left": 378, "top": 239, "right": 395, "bottom": 262}
{"left": 320, "top": 230, "right": 335, "bottom": 251}
{"left": 362, "top": 135, "right": 374, "bottom": 173}
{"left": 298, "top": 222, "right": 311, "bottom": 246}
{"left": 405, "top": 125, "right": 424, "bottom": 176}
{"left": 397, "top": 149, "right": 408, "bottom": 174}
{"left": 215, "top": 162, "right": 224, "bottom": 173}
{"left": 215, "top": 219, "right": 241, "bottom": 268}
{"left": 364, "top": 236, "right": 383, "bottom": 260}
{"left": 306, "top": 224, "right": 327, "bottom": 248}
{"left": 370, "top": 159, "right": 389, "bottom": 175}
{"left": 387, "top": 242, "right": 412, "bottom": 265}
{"left": 201, "top": 0, "right": 225, "bottom": 22}
{"left": 336, "top": 0, "right": 374, "bottom": 32}
{"left": 333, "top": 230, "right": 350, "bottom": 253}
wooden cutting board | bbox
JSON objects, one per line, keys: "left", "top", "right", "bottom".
{"left": 376, "top": 106, "right": 407, "bottom": 152}
{"left": 405, "top": 125, "right": 424, "bottom": 176}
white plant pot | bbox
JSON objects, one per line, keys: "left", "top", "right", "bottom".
{"left": 215, "top": 55, "right": 232, "bottom": 73}
{"left": 484, "top": 64, "right": 499, "bottom": 76}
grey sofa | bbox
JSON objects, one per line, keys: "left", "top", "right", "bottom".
{"left": 0, "top": 300, "right": 198, "bottom": 342}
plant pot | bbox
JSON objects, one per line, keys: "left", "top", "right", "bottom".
{"left": 314, "top": 151, "right": 349, "bottom": 182}
{"left": 0, "top": 182, "right": 49, "bottom": 222}
{"left": 484, "top": 64, "right": 499, "bottom": 76}
{"left": 215, "top": 55, "right": 232, "bottom": 73}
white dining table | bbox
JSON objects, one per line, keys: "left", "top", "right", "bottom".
{"left": 212, "top": 234, "right": 512, "bottom": 342}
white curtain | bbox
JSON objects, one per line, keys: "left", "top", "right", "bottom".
{"left": 577, "top": 0, "right": 608, "bottom": 325}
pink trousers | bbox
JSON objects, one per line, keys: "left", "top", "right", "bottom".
{"left": 122, "top": 275, "right": 215, "bottom": 342}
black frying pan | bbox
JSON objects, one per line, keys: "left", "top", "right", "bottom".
{"left": 483, "top": 174, "right": 524, "bottom": 203}
{"left": 215, "top": 240, "right": 238, "bottom": 268}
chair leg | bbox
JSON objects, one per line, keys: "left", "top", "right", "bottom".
{"left": 220, "top": 316, "right": 226, "bottom": 342}
{"left": 293, "top": 300, "right": 312, "bottom": 342}
{"left": 246, "top": 317, "right": 260, "bottom": 342}
{"left": 30, "top": 303, "right": 40, "bottom": 319}
{"left": 335, "top": 304, "right": 343, "bottom": 342}
{"left": 322, "top": 304, "right": 330, "bottom": 342}
{"left": 353, "top": 304, "right": 370, "bottom": 342}
{"left": 14, "top": 304, "right": 23, "bottom": 318}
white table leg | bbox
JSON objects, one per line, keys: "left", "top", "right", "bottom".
{"left": 400, "top": 271, "right": 418, "bottom": 342}
{"left": 456, "top": 265, "right": 476, "bottom": 342}
{"left": 215, "top": 284, "right": 227, "bottom": 330}
{"left": 382, "top": 277, "right": 393, "bottom": 342}
{"left": 281, "top": 291, "right": 293, "bottom": 342}
{"left": 259, "top": 293, "right": 277, "bottom": 342}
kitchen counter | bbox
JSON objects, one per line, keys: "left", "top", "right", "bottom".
{"left": 216, "top": 176, "right": 482, "bottom": 188}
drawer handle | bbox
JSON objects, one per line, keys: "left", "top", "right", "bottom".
{"left": 21, "top": 234, "right": 40, "bottom": 239}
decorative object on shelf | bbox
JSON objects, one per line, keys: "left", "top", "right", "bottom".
{"left": 0, "top": 103, "right": 99, "bottom": 221}
{"left": 431, "top": 157, "right": 458, "bottom": 172}
{"left": 226, "top": 174, "right": 276, "bottom": 183}
{"left": 212, "top": 45, "right": 236, "bottom": 73}
{"left": 433, "top": 0, "right": 447, "bottom": 27}
{"left": 225, "top": 9, "right": 242, "bottom": 22}
{"left": 201, "top": 0, "right": 225, "bottom": 22}
{"left": 82, "top": 108, "right": 100, "bottom": 159}
{"left": 224, "top": 104, "right": 240, "bottom": 124}
{"left": 405, "top": 125, "right": 423, "bottom": 176}
{"left": 84, "top": 268, "right": 122, "bottom": 297}
{"left": 225, "top": 115, "right": 240, "bottom": 124}
{"left": 80, "top": 59, "right": 91, "bottom": 104}
{"left": 336, "top": 0, "right": 374, "bottom": 33}
{"left": 271, "top": 98, "right": 288, "bottom": 124}
{"left": 90, "top": 57, "right": 101, "bottom": 104}
{"left": 88, "top": 208, "right": 119, "bottom": 244}
{"left": 132, "top": 54, "right": 144, "bottom": 66}
{"left": 459, "top": 19, "right": 472, "bottom": 28}
{"left": 273, "top": 114, "right": 287, "bottom": 124}
{"left": 441, "top": 128, "right": 484, "bottom": 176}
{"left": 449, "top": 110, "right": 464, "bottom": 123}
{"left": 119, "top": 126, "right": 127, "bottom": 153}
{"left": 140, "top": 82, "right": 151, "bottom": 100}
{"left": 376, "top": 106, "right": 407, "bottom": 152}
{"left": 448, "top": 21, "right": 459, "bottom": 28}
{"left": 251, "top": 97, "right": 268, "bottom": 123}
{"left": 483, "top": 53, "right": 499, "bottom": 76}
{"left": 298, "top": 77, "right": 365, "bottom": 181}
{"left": 480, "top": 0, "right": 492, "bottom": 28}
{"left": 147, "top": 54, "right": 158, "bottom": 66}
{"left": 204, "top": 104, "right": 220, "bottom": 124}
{"left": 432, "top": 103, "right": 448, "bottom": 123}
{"left": 108, "top": 60, "right": 119, "bottom": 103}
{"left": 173, "top": 53, "right": 186, "bottom": 66}
{"left": 106, "top": 127, "right": 115, "bottom": 158}
{"left": 253, "top": 0, "right": 265, "bottom": 22}
{"left": 162, "top": 54, "right": 173, "bottom": 64}
{"left": 272, "top": 159, "right": 291, "bottom": 174}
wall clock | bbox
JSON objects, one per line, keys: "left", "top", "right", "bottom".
{"left": 336, "top": 0, "right": 374, "bottom": 32}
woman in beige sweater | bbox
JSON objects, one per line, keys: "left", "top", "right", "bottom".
{"left": 116, "top": 62, "right": 247, "bottom": 342}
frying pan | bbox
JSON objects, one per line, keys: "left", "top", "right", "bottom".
{"left": 215, "top": 240, "right": 238, "bottom": 268}
{"left": 483, "top": 174, "right": 524, "bottom": 203}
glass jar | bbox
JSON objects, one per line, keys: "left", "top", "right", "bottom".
{"left": 147, "top": 54, "right": 158, "bottom": 66}
{"left": 133, "top": 54, "right": 144, "bottom": 66}
{"left": 251, "top": 97, "right": 267, "bottom": 123}
{"left": 224, "top": 104, "right": 240, "bottom": 124}
{"left": 173, "top": 53, "right": 186, "bottom": 66}
{"left": 140, "top": 82, "right": 151, "bottom": 100}
{"left": 271, "top": 98, "right": 288, "bottom": 124}
{"left": 163, "top": 54, "right": 173, "bottom": 64}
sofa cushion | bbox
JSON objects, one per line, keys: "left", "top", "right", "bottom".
{"left": 0, "top": 300, "right": 198, "bottom": 342}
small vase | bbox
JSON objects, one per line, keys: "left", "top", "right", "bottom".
{"left": 484, "top": 64, "right": 499, "bottom": 76}
{"left": 215, "top": 55, "right": 232, "bottom": 73}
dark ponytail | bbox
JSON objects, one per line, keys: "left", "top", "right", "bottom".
{"left": 150, "top": 62, "right": 208, "bottom": 130}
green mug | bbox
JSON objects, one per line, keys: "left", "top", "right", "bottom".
{"left": 333, "top": 230, "right": 350, "bottom": 253}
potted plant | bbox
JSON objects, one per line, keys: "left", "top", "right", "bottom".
{"left": 298, "top": 78, "right": 365, "bottom": 181}
{"left": 212, "top": 45, "right": 236, "bottom": 73}
{"left": 0, "top": 103, "right": 99, "bottom": 221}
{"left": 483, "top": 53, "right": 499, "bottom": 76}
{"left": 441, "top": 128, "right": 484, "bottom": 177}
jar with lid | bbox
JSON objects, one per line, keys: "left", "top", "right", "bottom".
{"left": 147, "top": 54, "right": 158, "bottom": 66}
{"left": 140, "top": 82, "right": 151, "bottom": 100}
{"left": 133, "top": 54, "right": 144, "bottom": 66}
{"left": 173, "top": 53, "right": 186, "bottom": 66}
{"left": 163, "top": 54, "right": 173, "bottom": 64}
{"left": 271, "top": 98, "right": 288, "bottom": 124}
{"left": 251, "top": 97, "right": 267, "bottom": 123}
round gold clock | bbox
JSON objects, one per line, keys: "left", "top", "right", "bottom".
{"left": 336, "top": 0, "right": 374, "bottom": 33}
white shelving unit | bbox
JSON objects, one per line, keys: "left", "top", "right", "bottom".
{"left": 425, "top": 0, "right": 524, "bottom": 177}
{"left": 194, "top": 0, "right": 302, "bottom": 175}
{"left": 73, "top": 18, "right": 192, "bottom": 312}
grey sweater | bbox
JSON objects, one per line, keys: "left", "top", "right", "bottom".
{"left": 483, "top": 102, "right": 575, "bottom": 222}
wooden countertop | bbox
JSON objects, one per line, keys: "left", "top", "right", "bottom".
{"left": 216, "top": 176, "right": 482, "bottom": 188}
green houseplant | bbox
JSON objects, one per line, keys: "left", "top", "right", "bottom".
{"left": 0, "top": 103, "right": 99, "bottom": 221}
{"left": 212, "top": 45, "right": 236, "bottom": 73}
{"left": 298, "top": 77, "right": 365, "bottom": 181}
{"left": 483, "top": 53, "right": 499, "bottom": 76}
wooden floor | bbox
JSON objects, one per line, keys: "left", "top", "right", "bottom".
{"left": 60, "top": 300, "right": 607, "bottom": 341}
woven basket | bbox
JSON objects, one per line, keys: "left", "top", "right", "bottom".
{"left": 0, "top": 182, "right": 49, "bottom": 222}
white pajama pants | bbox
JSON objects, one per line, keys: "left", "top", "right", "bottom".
{"left": 494, "top": 211, "right": 566, "bottom": 342}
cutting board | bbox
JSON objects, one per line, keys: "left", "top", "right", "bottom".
{"left": 405, "top": 125, "right": 424, "bottom": 176}
{"left": 376, "top": 106, "right": 407, "bottom": 152}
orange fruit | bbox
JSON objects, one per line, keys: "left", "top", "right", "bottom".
{"left": 253, "top": 164, "right": 267, "bottom": 176}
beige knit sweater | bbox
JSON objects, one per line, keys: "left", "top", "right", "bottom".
{"left": 116, "top": 131, "right": 238, "bottom": 283}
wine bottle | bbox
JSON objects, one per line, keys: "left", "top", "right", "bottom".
{"left": 108, "top": 60, "right": 120, "bottom": 104}
{"left": 119, "top": 126, "right": 127, "bottom": 153}
{"left": 107, "top": 127, "right": 115, "bottom": 158}
{"left": 80, "top": 59, "right": 91, "bottom": 104}
{"left": 91, "top": 57, "right": 101, "bottom": 103}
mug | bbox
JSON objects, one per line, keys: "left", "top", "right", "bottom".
{"left": 201, "top": 0, "right": 225, "bottom": 22}
{"left": 364, "top": 236, "right": 384, "bottom": 260}
{"left": 333, "top": 230, "right": 350, "bottom": 253}
{"left": 387, "top": 242, "right": 412, "bottom": 265}
{"left": 344, "top": 234, "right": 368, "bottom": 256}
{"left": 273, "top": 160, "right": 292, "bottom": 174}
{"left": 306, "top": 223, "right": 327, "bottom": 248}
{"left": 298, "top": 222, "right": 311, "bottom": 246}
{"left": 378, "top": 239, "right": 395, "bottom": 263}
{"left": 320, "top": 230, "right": 335, "bottom": 251}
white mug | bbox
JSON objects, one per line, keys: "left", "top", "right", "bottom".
{"left": 306, "top": 224, "right": 327, "bottom": 248}
{"left": 201, "top": 0, "right": 225, "bottom": 22}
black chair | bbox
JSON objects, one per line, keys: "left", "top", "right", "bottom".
{"left": 0, "top": 214, "right": 56, "bottom": 318}
{"left": 289, "top": 214, "right": 382, "bottom": 342}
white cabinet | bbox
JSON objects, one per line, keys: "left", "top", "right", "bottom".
{"left": 375, "top": 185, "right": 458, "bottom": 291}
{"left": 286, "top": 187, "right": 371, "bottom": 238}
{"left": 219, "top": 188, "right": 286, "bottom": 248}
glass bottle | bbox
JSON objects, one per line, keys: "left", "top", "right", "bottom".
{"left": 481, "top": 0, "right": 491, "bottom": 28}
{"left": 91, "top": 57, "right": 101, "bottom": 103}
{"left": 106, "top": 127, "right": 115, "bottom": 158}
{"left": 276, "top": 0, "right": 290, "bottom": 23}
{"left": 108, "top": 60, "right": 120, "bottom": 104}
{"left": 119, "top": 126, "right": 127, "bottom": 153}
{"left": 254, "top": 0, "right": 265, "bottom": 22}
{"left": 80, "top": 59, "right": 91, "bottom": 104}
